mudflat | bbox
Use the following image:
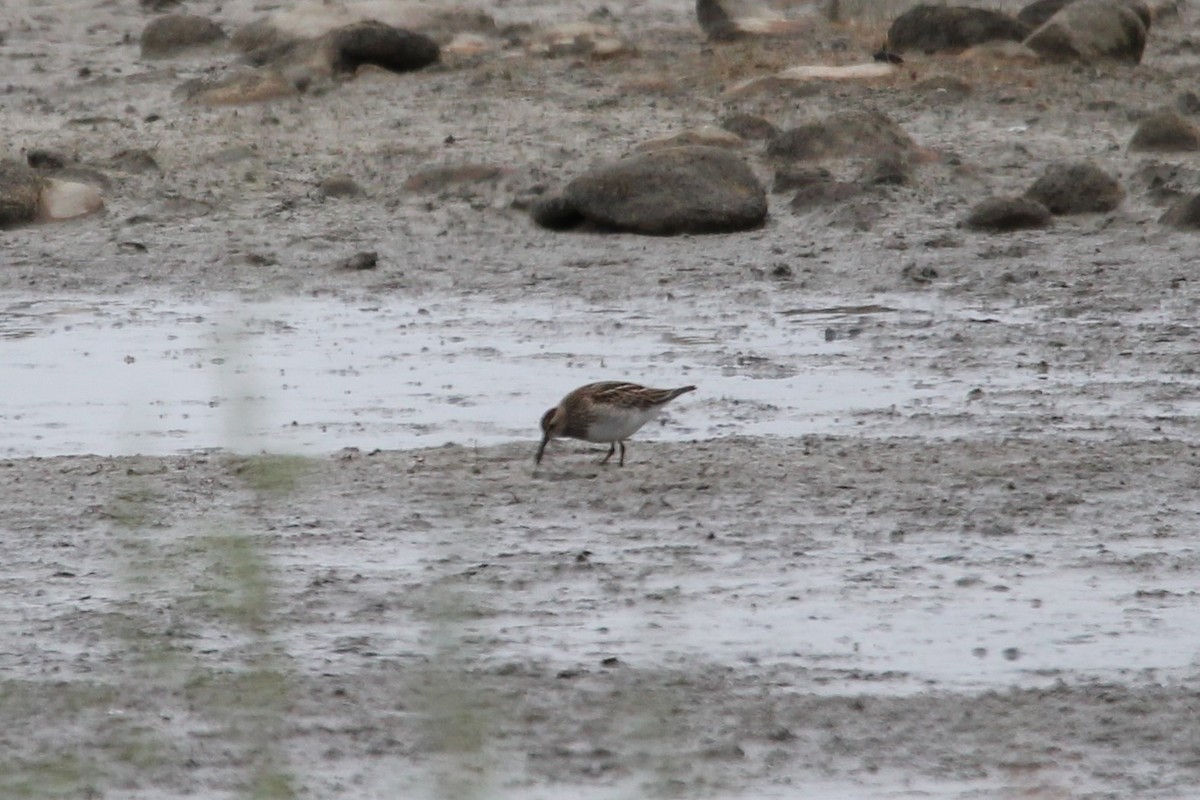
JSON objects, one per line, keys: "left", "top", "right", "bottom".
{"left": 3, "top": 0, "right": 1200, "bottom": 797}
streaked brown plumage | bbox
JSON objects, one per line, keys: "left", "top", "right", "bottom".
{"left": 536, "top": 381, "right": 696, "bottom": 467}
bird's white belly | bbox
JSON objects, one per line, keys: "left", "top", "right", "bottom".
{"left": 584, "top": 406, "right": 662, "bottom": 443}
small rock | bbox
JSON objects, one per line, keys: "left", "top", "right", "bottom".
{"left": 1024, "top": 161, "right": 1123, "bottom": 213}
{"left": 1129, "top": 109, "right": 1200, "bottom": 152}
{"left": 26, "top": 149, "right": 69, "bottom": 170}
{"left": 768, "top": 110, "right": 917, "bottom": 162}
{"left": 337, "top": 251, "right": 378, "bottom": 270}
{"left": 535, "top": 145, "right": 767, "bottom": 236}
{"left": 319, "top": 174, "right": 364, "bottom": 198}
{"left": 902, "top": 263, "right": 939, "bottom": 283}
{"left": 966, "top": 196, "right": 1052, "bottom": 231}
{"left": 0, "top": 159, "right": 45, "bottom": 227}
{"left": 1159, "top": 193, "right": 1200, "bottom": 229}
{"left": 141, "top": 14, "right": 226, "bottom": 58}
{"left": 887, "top": 5, "right": 1030, "bottom": 53}
{"left": 39, "top": 179, "right": 105, "bottom": 222}
{"left": 1024, "top": 0, "right": 1148, "bottom": 64}
{"left": 321, "top": 20, "right": 440, "bottom": 75}
{"left": 696, "top": 0, "right": 741, "bottom": 41}
{"left": 530, "top": 196, "right": 586, "bottom": 230}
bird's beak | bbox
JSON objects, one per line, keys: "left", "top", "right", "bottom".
{"left": 535, "top": 435, "right": 550, "bottom": 465}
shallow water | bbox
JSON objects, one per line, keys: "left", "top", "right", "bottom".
{"left": 5, "top": 292, "right": 1199, "bottom": 458}
{"left": 0, "top": 293, "right": 938, "bottom": 457}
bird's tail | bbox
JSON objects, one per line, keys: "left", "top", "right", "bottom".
{"left": 665, "top": 385, "right": 697, "bottom": 402}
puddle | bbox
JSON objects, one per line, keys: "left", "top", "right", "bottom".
{"left": 0, "top": 294, "right": 936, "bottom": 458}
{"left": 3, "top": 293, "right": 1197, "bottom": 457}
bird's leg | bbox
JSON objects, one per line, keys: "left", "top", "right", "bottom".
{"left": 618, "top": 441, "right": 626, "bottom": 467}
{"left": 601, "top": 443, "right": 616, "bottom": 464}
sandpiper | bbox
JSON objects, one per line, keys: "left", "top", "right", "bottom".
{"left": 535, "top": 381, "right": 696, "bottom": 467}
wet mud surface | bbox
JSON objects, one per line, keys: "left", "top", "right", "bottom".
{"left": 3, "top": 0, "right": 1200, "bottom": 797}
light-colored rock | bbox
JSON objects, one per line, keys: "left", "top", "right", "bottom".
{"left": 526, "top": 22, "right": 629, "bottom": 58}
{"left": 724, "top": 62, "right": 898, "bottom": 98}
{"left": 636, "top": 126, "right": 746, "bottom": 152}
{"left": 38, "top": 179, "right": 104, "bottom": 222}
{"left": 1024, "top": 0, "right": 1147, "bottom": 64}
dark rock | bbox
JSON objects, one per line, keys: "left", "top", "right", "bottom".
{"left": 322, "top": 21, "right": 439, "bottom": 75}
{"left": 0, "top": 159, "right": 45, "bottom": 228}
{"left": 1024, "top": 0, "right": 1148, "bottom": 64}
{"left": 720, "top": 113, "right": 779, "bottom": 141}
{"left": 768, "top": 110, "right": 917, "bottom": 162}
{"left": 141, "top": 14, "right": 226, "bottom": 58}
{"left": 140, "top": 0, "right": 183, "bottom": 10}
{"left": 27, "top": 149, "right": 69, "bottom": 170}
{"left": 1025, "top": 161, "right": 1122, "bottom": 213}
{"left": 1159, "top": 193, "right": 1200, "bottom": 229}
{"left": 966, "top": 196, "right": 1052, "bottom": 231}
{"left": 337, "top": 251, "right": 379, "bottom": 270}
{"left": 1129, "top": 109, "right": 1200, "bottom": 152}
{"left": 538, "top": 146, "right": 768, "bottom": 235}
{"left": 696, "top": 0, "right": 741, "bottom": 41}
{"left": 319, "top": 174, "right": 364, "bottom": 198}
{"left": 1017, "top": 0, "right": 1076, "bottom": 28}
{"left": 887, "top": 5, "right": 1030, "bottom": 54}
{"left": 530, "top": 196, "right": 586, "bottom": 230}
{"left": 902, "top": 263, "right": 940, "bottom": 283}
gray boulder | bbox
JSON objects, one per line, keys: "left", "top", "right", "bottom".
{"left": 1024, "top": 0, "right": 1148, "bottom": 64}
{"left": 1024, "top": 161, "right": 1123, "bottom": 213}
{"left": 1160, "top": 194, "right": 1200, "bottom": 229}
{"left": 888, "top": 5, "right": 1030, "bottom": 54}
{"left": 532, "top": 146, "right": 767, "bottom": 235}
{"left": 966, "top": 196, "right": 1052, "bottom": 231}
{"left": 1129, "top": 110, "right": 1200, "bottom": 152}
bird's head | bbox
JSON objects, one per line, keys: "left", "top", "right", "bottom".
{"left": 535, "top": 406, "right": 564, "bottom": 464}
